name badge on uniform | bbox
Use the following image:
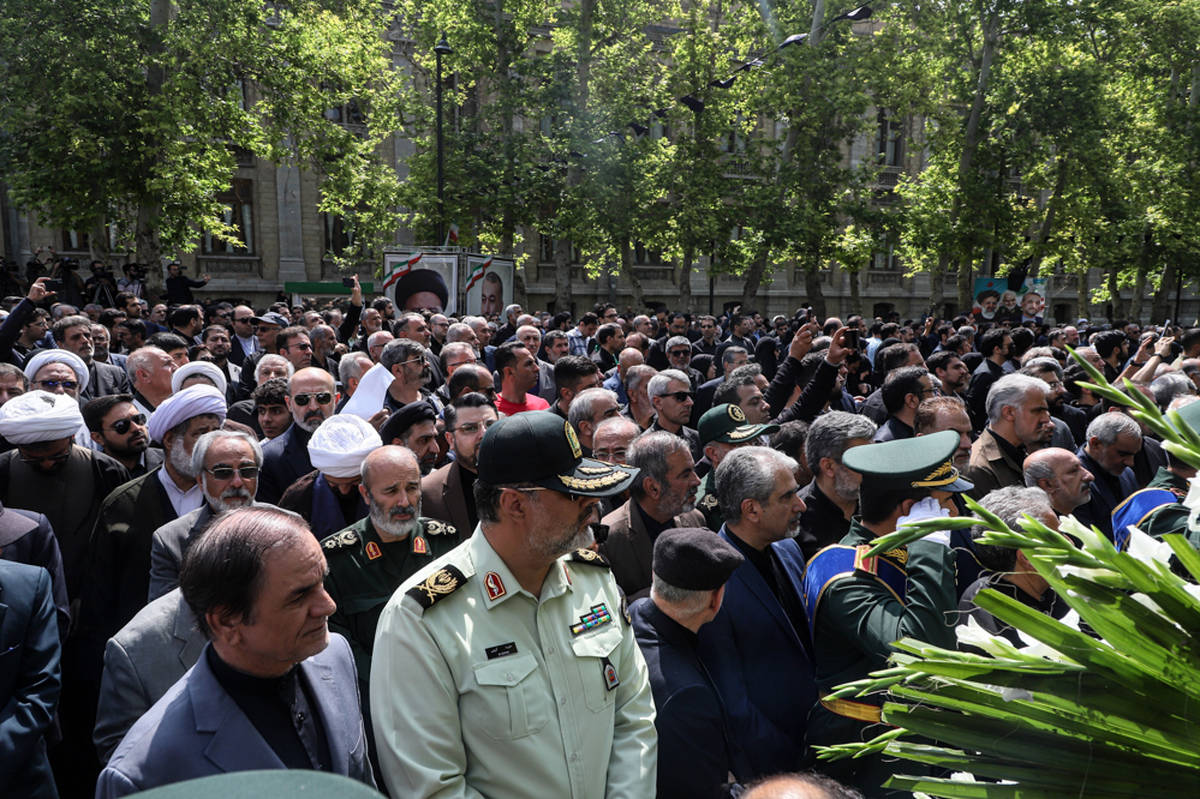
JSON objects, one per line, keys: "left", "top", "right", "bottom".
{"left": 601, "top": 656, "right": 619, "bottom": 691}
{"left": 486, "top": 642, "right": 518, "bottom": 660}
{"left": 365, "top": 541, "right": 382, "bottom": 560}
{"left": 570, "top": 603, "right": 612, "bottom": 636}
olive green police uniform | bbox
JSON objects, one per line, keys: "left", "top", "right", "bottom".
{"left": 802, "top": 430, "right": 972, "bottom": 798}
{"left": 320, "top": 515, "right": 460, "bottom": 684}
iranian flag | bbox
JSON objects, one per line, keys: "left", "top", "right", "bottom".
{"left": 381, "top": 252, "right": 423, "bottom": 290}
{"left": 465, "top": 256, "right": 493, "bottom": 290}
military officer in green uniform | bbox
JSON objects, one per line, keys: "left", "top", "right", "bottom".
{"left": 321, "top": 445, "right": 460, "bottom": 686}
{"left": 695, "top": 403, "right": 779, "bottom": 531}
{"left": 802, "top": 430, "right": 973, "bottom": 797}
{"left": 370, "top": 411, "right": 658, "bottom": 799}
{"left": 1112, "top": 398, "right": 1200, "bottom": 549}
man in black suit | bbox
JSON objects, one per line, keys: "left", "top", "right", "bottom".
{"left": 257, "top": 367, "right": 337, "bottom": 505}
{"left": 228, "top": 305, "right": 259, "bottom": 367}
{"left": 631, "top": 527, "right": 746, "bottom": 799}
{"left": 0, "top": 560, "right": 61, "bottom": 799}
{"left": 50, "top": 315, "right": 131, "bottom": 400}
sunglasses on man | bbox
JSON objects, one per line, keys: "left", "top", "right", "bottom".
{"left": 292, "top": 392, "right": 333, "bottom": 407}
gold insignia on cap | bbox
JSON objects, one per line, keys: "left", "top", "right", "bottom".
{"left": 578, "top": 466, "right": 611, "bottom": 475}
{"left": 728, "top": 404, "right": 746, "bottom": 423}
{"left": 406, "top": 565, "right": 467, "bottom": 609}
{"left": 321, "top": 530, "right": 359, "bottom": 551}
{"left": 911, "top": 460, "right": 958, "bottom": 488}
{"left": 565, "top": 420, "right": 582, "bottom": 459}
{"left": 560, "top": 470, "right": 627, "bottom": 490}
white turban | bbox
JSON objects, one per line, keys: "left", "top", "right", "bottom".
{"left": 23, "top": 349, "right": 89, "bottom": 393}
{"left": 308, "top": 414, "right": 381, "bottom": 478}
{"left": 171, "top": 361, "right": 228, "bottom": 396}
{"left": 0, "top": 390, "right": 85, "bottom": 445}
{"left": 147, "top": 384, "right": 228, "bottom": 443}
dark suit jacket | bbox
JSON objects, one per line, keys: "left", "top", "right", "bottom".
{"left": 421, "top": 461, "right": 474, "bottom": 534}
{"left": 228, "top": 336, "right": 254, "bottom": 367}
{"left": 96, "top": 635, "right": 373, "bottom": 797}
{"left": 93, "top": 588, "right": 205, "bottom": 764}
{"left": 0, "top": 560, "right": 61, "bottom": 799}
{"left": 696, "top": 527, "right": 816, "bottom": 780}
{"left": 1076, "top": 447, "right": 1138, "bottom": 540}
{"left": 0, "top": 504, "right": 68, "bottom": 630}
{"left": 631, "top": 598, "right": 739, "bottom": 799}
{"left": 82, "top": 360, "right": 133, "bottom": 402}
{"left": 257, "top": 424, "right": 314, "bottom": 506}
{"left": 599, "top": 499, "right": 706, "bottom": 599}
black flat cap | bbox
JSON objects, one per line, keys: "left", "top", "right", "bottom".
{"left": 652, "top": 527, "right": 743, "bottom": 590}
{"left": 379, "top": 400, "right": 438, "bottom": 444}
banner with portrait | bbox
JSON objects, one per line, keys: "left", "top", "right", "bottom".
{"left": 972, "top": 276, "right": 1048, "bottom": 324}
{"left": 463, "top": 256, "right": 513, "bottom": 319}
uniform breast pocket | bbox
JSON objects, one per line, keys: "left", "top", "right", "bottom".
{"left": 570, "top": 624, "right": 623, "bottom": 713}
{"left": 466, "top": 653, "right": 550, "bottom": 740}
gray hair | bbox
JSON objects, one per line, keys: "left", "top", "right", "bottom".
{"left": 1019, "top": 347, "right": 1058, "bottom": 367}
{"left": 720, "top": 346, "right": 748, "bottom": 368}
{"left": 190, "top": 429, "right": 264, "bottom": 478}
{"left": 338, "top": 351, "right": 373, "bottom": 386}
{"left": 665, "top": 335, "right": 691, "bottom": 352}
{"left": 445, "top": 323, "right": 475, "bottom": 344}
{"left": 650, "top": 575, "right": 712, "bottom": 614}
{"left": 647, "top": 369, "right": 691, "bottom": 399}
{"left": 367, "top": 330, "right": 394, "bottom": 350}
{"left": 1020, "top": 357, "right": 1063, "bottom": 380}
{"left": 254, "top": 354, "right": 294, "bottom": 384}
{"left": 125, "top": 346, "right": 167, "bottom": 382}
{"left": 986, "top": 374, "right": 1050, "bottom": 425}
{"left": 439, "top": 341, "right": 476, "bottom": 370}
{"left": 1086, "top": 412, "right": 1141, "bottom": 445}
{"left": 626, "top": 365, "right": 658, "bottom": 395}
{"left": 714, "top": 446, "right": 798, "bottom": 524}
{"left": 379, "top": 338, "right": 427, "bottom": 371}
{"left": 971, "top": 486, "right": 1054, "bottom": 572}
{"left": 1022, "top": 448, "right": 1074, "bottom": 488}
{"left": 628, "top": 431, "right": 690, "bottom": 500}
{"left": 568, "top": 387, "right": 619, "bottom": 431}
{"left": 1151, "top": 372, "right": 1195, "bottom": 409}
{"left": 805, "top": 411, "right": 877, "bottom": 470}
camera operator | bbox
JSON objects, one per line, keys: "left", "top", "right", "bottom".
{"left": 85, "top": 260, "right": 119, "bottom": 307}
{"left": 48, "top": 256, "right": 87, "bottom": 307}
{"left": 118, "top": 263, "right": 146, "bottom": 298}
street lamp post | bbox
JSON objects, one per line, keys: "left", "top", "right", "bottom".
{"left": 434, "top": 33, "right": 452, "bottom": 247}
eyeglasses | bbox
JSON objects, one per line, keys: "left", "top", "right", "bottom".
{"left": 234, "top": 316, "right": 254, "bottom": 323}
{"left": 292, "top": 392, "right": 333, "bottom": 406}
{"left": 109, "top": 413, "right": 147, "bottom": 434}
{"left": 285, "top": 341, "right": 313, "bottom": 351}
{"left": 205, "top": 465, "right": 260, "bottom": 480}
{"left": 662, "top": 391, "right": 693, "bottom": 402}
{"left": 34, "top": 379, "right": 78, "bottom": 391}
{"left": 669, "top": 350, "right": 690, "bottom": 358}
{"left": 453, "top": 421, "right": 496, "bottom": 435}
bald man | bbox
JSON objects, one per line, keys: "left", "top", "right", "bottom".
{"left": 1023, "top": 447, "right": 1095, "bottom": 517}
{"left": 603, "top": 347, "right": 645, "bottom": 405}
{"left": 740, "top": 772, "right": 861, "bottom": 799}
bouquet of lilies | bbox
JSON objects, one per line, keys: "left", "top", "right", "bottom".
{"left": 815, "top": 347, "right": 1200, "bottom": 797}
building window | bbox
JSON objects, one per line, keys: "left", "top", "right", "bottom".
{"left": 324, "top": 99, "right": 364, "bottom": 126}
{"left": 872, "top": 247, "right": 900, "bottom": 271}
{"left": 633, "top": 241, "right": 664, "bottom": 265}
{"left": 877, "top": 109, "right": 902, "bottom": 167}
{"left": 62, "top": 230, "right": 89, "bottom": 251}
{"left": 203, "top": 178, "right": 255, "bottom": 255}
{"left": 324, "top": 213, "right": 356, "bottom": 256}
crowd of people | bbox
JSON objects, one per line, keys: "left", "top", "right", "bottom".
{"left": 2, "top": 263, "right": 1198, "bottom": 799}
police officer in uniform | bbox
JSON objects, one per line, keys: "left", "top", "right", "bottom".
{"left": 802, "top": 430, "right": 973, "bottom": 797}
{"left": 694, "top": 404, "right": 779, "bottom": 531}
{"left": 369, "top": 411, "right": 658, "bottom": 799}
{"left": 320, "top": 445, "right": 460, "bottom": 687}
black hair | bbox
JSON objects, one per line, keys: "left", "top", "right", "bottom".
{"left": 83, "top": 393, "right": 135, "bottom": 433}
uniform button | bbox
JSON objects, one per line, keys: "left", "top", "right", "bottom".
{"left": 506, "top": 672, "right": 514, "bottom": 680}
{"left": 547, "top": 648, "right": 555, "bottom": 655}
{"left": 559, "top": 697, "right": 567, "bottom": 706}
{"left": 570, "top": 753, "right": 579, "bottom": 762}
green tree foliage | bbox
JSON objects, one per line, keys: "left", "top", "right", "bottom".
{"left": 0, "top": 0, "right": 405, "bottom": 264}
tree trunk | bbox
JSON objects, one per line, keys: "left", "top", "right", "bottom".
{"left": 804, "top": 263, "right": 827, "bottom": 320}
{"left": 848, "top": 267, "right": 861, "bottom": 313}
{"left": 620, "top": 240, "right": 645, "bottom": 309}
{"left": 1129, "top": 230, "right": 1151, "bottom": 323}
{"left": 1029, "top": 155, "right": 1067, "bottom": 278}
{"left": 553, "top": 237, "right": 572, "bottom": 313}
{"left": 1076, "top": 270, "right": 1090, "bottom": 320}
{"left": 678, "top": 244, "right": 693, "bottom": 312}
{"left": 1151, "top": 261, "right": 1176, "bottom": 323}
{"left": 740, "top": 248, "right": 768, "bottom": 311}
{"left": 929, "top": 263, "right": 944, "bottom": 312}
{"left": 954, "top": 253, "right": 973, "bottom": 315}
{"left": 1105, "top": 263, "right": 1123, "bottom": 321}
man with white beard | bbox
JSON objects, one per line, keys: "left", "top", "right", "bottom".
{"left": 145, "top": 430, "right": 264, "bottom": 601}
{"left": 320, "top": 446, "right": 460, "bottom": 690}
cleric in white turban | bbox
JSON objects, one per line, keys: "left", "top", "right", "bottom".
{"left": 276, "top": 413, "right": 380, "bottom": 539}
{"left": 23, "top": 348, "right": 89, "bottom": 395}
{"left": 0, "top": 390, "right": 131, "bottom": 602}
{"left": 170, "top": 360, "right": 228, "bottom": 397}
{"left": 147, "top": 384, "right": 228, "bottom": 444}
{"left": 308, "top": 414, "right": 382, "bottom": 478}
{"left": 0, "top": 389, "right": 85, "bottom": 445}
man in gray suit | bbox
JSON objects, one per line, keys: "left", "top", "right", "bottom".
{"left": 92, "top": 588, "right": 204, "bottom": 763}
{"left": 96, "top": 506, "right": 374, "bottom": 796}
{"left": 147, "top": 429, "right": 262, "bottom": 602}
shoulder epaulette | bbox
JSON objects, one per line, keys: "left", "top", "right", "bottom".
{"left": 699, "top": 494, "right": 719, "bottom": 511}
{"left": 567, "top": 548, "right": 611, "bottom": 568}
{"left": 406, "top": 564, "right": 468, "bottom": 609}
{"left": 424, "top": 518, "right": 457, "bottom": 536}
{"left": 321, "top": 529, "right": 359, "bottom": 552}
